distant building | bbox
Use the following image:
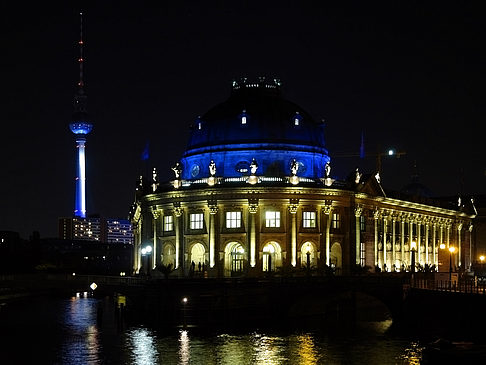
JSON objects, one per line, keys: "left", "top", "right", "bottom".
{"left": 130, "top": 78, "right": 476, "bottom": 277}
{"left": 58, "top": 217, "right": 134, "bottom": 244}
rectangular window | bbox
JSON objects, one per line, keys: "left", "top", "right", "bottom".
{"left": 265, "top": 211, "right": 280, "bottom": 228}
{"left": 360, "top": 215, "right": 366, "bottom": 232}
{"left": 360, "top": 242, "right": 366, "bottom": 266}
{"left": 332, "top": 213, "right": 341, "bottom": 229}
{"left": 226, "top": 211, "right": 241, "bottom": 228}
{"left": 164, "top": 215, "right": 173, "bottom": 232}
{"left": 190, "top": 213, "right": 204, "bottom": 230}
{"left": 303, "top": 211, "right": 316, "bottom": 228}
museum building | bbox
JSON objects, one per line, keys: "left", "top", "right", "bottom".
{"left": 130, "top": 78, "right": 476, "bottom": 277}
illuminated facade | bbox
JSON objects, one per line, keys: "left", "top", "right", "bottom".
{"left": 130, "top": 78, "right": 476, "bottom": 277}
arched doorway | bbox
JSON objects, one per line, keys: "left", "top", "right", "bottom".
{"left": 330, "top": 242, "right": 342, "bottom": 274}
{"left": 300, "top": 241, "right": 316, "bottom": 268}
{"left": 162, "top": 243, "right": 176, "bottom": 267}
{"left": 190, "top": 243, "right": 206, "bottom": 270}
{"left": 263, "top": 241, "right": 282, "bottom": 272}
{"left": 224, "top": 242, "right": 245, "bottom": 277}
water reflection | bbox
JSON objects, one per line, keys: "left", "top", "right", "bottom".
{"left": 58, "top": 296, "right": 101, "bottom": 364}
{"left": 0, "top": 295, "right": 426, "bottom": 364}
{"left": 126, "top": 327, "right": 159, "bottom": 365}
{"left": 296, "top": 334, "right": 320, "bottom": 364}
{"left": 179, "top": 330, "right": 190, "bottom": 364}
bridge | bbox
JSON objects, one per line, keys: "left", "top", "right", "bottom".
{"left": 2, "top": 273, "right": 486, "bottom": 333}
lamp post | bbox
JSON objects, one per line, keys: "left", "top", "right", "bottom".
{"left": 410, "top": 241, "right": 416, "bottom": 273}
{"left": 449, "top": 246, "right": 456, "bottom": 287}
{"left": 141, "top": 245, "right": 152, "bottom": 276}
{"left": 410, "top": 241, "right": 416, "bottom": 286}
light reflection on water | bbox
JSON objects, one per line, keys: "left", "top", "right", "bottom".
{"left": 0, "top": 296, "right": 424, "bottom": 364}
{"left": 58, "top": 296, "right": 102, "bottom": 364}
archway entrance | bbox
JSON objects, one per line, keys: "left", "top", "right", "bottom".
{"left": 162, "top": 244, "right": 176, "bottom": 267}
{"left": 224, "top": 242, "right": 245, "bottom": 277}
{"left": 263, "top": 241, "right": 282, "bottom": 272}
{"left": 300, "top": 241, "right": 316, "bottom": 268}
{"left": 190, "top": 243, "right": 206, "bottom": 271}
{"left": 330, "top": 242, "right": 342, "bottom": 274}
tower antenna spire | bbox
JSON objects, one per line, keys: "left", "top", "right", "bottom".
{"left": 78, "top": 11, "right": 84, "bottom": 91}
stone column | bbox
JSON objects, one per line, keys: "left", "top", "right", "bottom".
{"left": 374, "top": 210, "right": 380, "bottom": 267}
{"left": 289, "top": 200, "right": 299, "bottom": 267}
{"left": 469, "top": 224, "right": 474, "bottom": 270}
{"left": 132, "top": 221, "right": 141, "bottom": 274}
{"left": 152, "top": 209, "right": 160, "bottom": 269}
{"left": 425, "top": 219, "right": 429, "bottom": 265}
{"left": 432, "top": 221, "right": 437, "bottom": 266}
{"left": 392, "top": 215, "right": 396, "bottom": 269}
{"left": 400, "top": 216, "right": 405, "bottom": 270}
{"left": 354, "top": 206, "right": 362, "bottom": 266}
{"left": 383, "top": 213, "right": 388, "bottom": 270}
{"left": 417, "top": 219, "right": 422, "bottom": 265}
{"left": 457, "top": 221, "right": 463, "bottom": 268}
{"left": 208, "top": 203, "right": 219, "bottom": 268}
{"left": 174, "top": 204, "right": 183, "bottom": 270}
{"left": 248, "top": 202, "right": 258, "bottom": 267}
{"left": 409, "top": 219, "right": 414, "bottom": 267}
{"left": 323, "top": 202, "right": 332, "bottom": 266}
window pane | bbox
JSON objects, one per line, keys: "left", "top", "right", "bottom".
{"left": 226, "top": 211, "right": 241, "bottom": 228}
{"left": 265, "top": 211, "right": 280, "bottom": 228}
{"left": 164, "top": 215, "right": 173, "bottom": 232}
{"left": 190, "top": 213, "right": 204, "bottom": 230}
{"left": 303, "top": 211, "right": 316, "bottom": 228}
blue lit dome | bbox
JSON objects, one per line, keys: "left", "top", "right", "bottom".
{"left": 180, "top": 78, "right": 329, "bottom": 180}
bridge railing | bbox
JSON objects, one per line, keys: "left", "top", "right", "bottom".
{"left": 413, "top": 278, "right": 486, "bottom": 295}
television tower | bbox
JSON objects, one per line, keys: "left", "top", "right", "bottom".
{"left": 69, "top": 12, "right": 93, "bottom": 218}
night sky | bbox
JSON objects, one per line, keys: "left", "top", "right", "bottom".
{"left": 1, "top": 1, "right": 484, "bottom": 239}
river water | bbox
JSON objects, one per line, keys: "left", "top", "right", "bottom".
{"left": 0, "top": 294, "right": 427, "bottom": 364}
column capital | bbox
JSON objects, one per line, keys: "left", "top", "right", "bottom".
{"left": 354, "top": 205, "right": 363, "bottom": 217}
{"left": 209, "top": 205, "right": 219, "bottom": 215}
{"left": 288, "top": 204, "right": 298, "bottom": 214}
{"left": 322, "top": 205, "right": 332, "bottom": 215}
{"left": 173, "top": 204, "right": 183, "bottom": 217}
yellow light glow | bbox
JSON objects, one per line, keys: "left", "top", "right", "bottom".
{"left": 440, "top": 243, "right": 446, "bottom": 249}
{"left": 411, "top": 241, "right": 416, "bottom": 250}
{"left": 480, "top": 255, "right": 485, "bottom": 262}
{"left": 449, "top": 247, "right": 456, "bottom": 253}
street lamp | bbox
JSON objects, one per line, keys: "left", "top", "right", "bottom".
{"left": 141, "top": 245, "right": 153, "bottom": 276}
{"left": 410, "top": 241, "right": 417, "bottom": 273}
{"left": 449, "top": 246, "right": 456, "bottom": 284}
